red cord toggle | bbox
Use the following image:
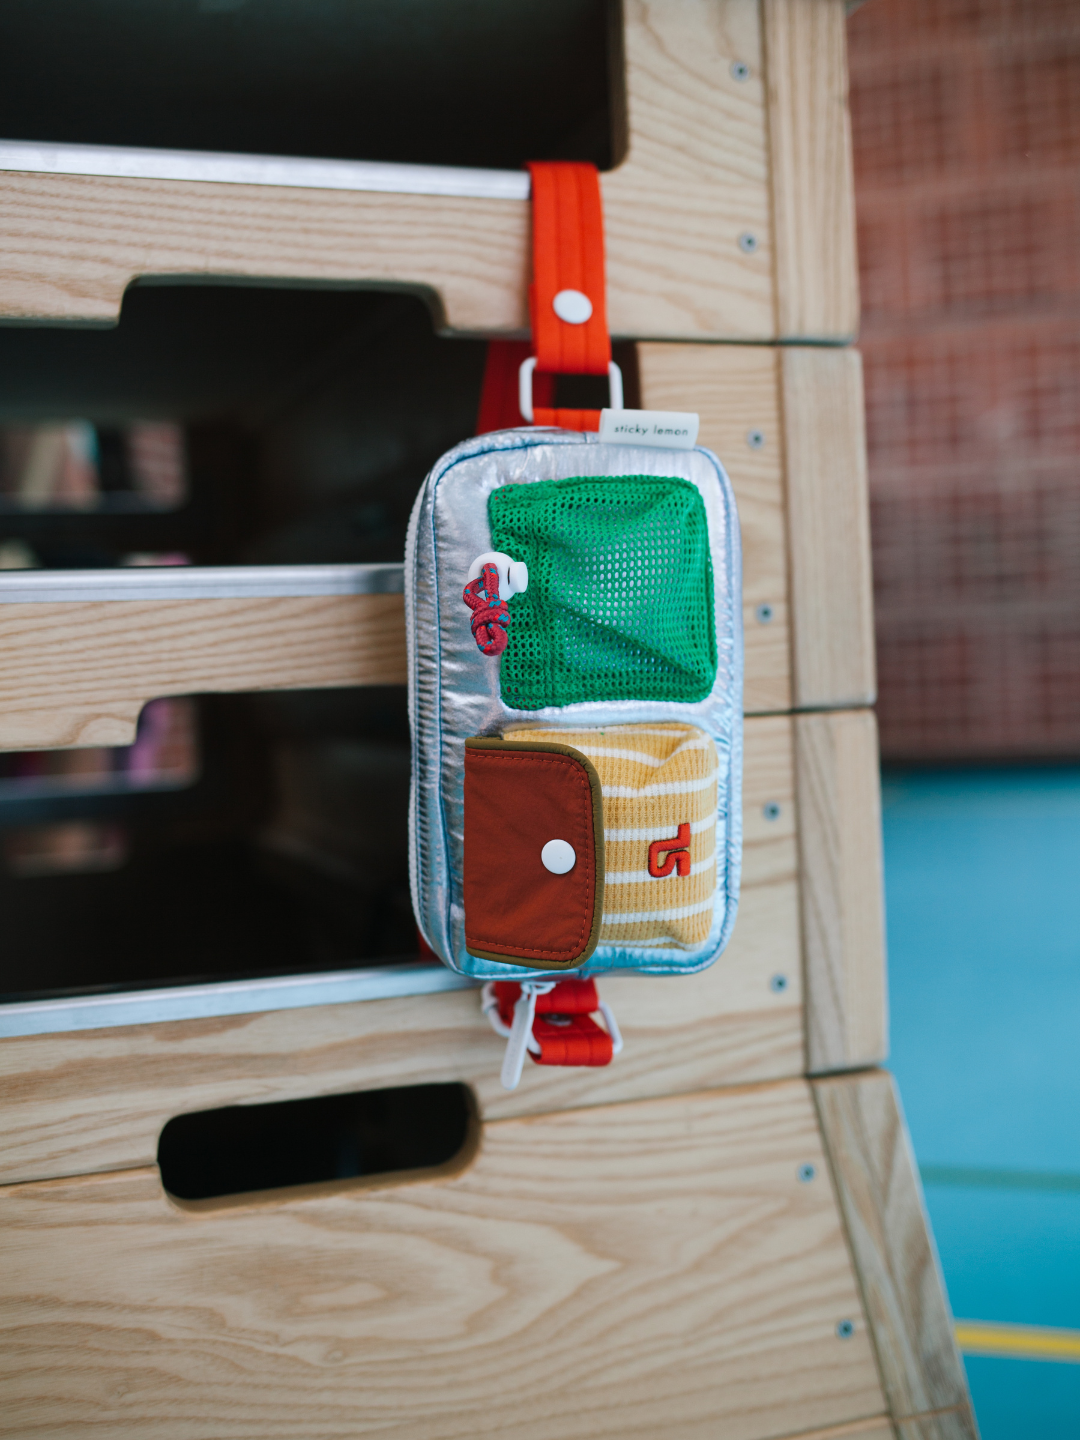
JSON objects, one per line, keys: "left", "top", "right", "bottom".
{"left": 531, "top": 1014, "right": 614, "bottom": 1066}
{"left": 462, "top": 562, "right": 510, "bottom": 656}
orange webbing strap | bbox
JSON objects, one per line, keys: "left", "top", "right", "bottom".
{"left": 527, "top": 162, "right": 611, "bottom": 379}
{"left": 475, "top": 161, "right": 611, "bottom": 435}
{"left": 532, "top": 402, "right": 605, "bottom": 433}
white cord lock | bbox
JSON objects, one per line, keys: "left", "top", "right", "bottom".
{"left": 466, "top": 551, "right": 528, "bottom": 597}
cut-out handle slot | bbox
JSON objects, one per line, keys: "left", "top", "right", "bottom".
{"left": 158, "top": 1083, "right": 475, "bottom": 1206}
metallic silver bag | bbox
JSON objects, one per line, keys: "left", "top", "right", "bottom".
{"left": 406, "top": 426, "right": 743, "bottom": 982}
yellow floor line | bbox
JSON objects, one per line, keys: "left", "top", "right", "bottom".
{"left": 956, "top": 1320, "right": 1080, "bottom": 1363}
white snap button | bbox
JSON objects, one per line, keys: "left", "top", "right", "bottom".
{"left": 541, "top": 839, "right": 577, "bottom": 874}
{"left": 552, "top": 289, "right": 593, "bottom": 325}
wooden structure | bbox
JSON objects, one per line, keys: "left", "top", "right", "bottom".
{"left": 0, "top": 3, "right": 856, "bottom": 342}
{"left": 0, "top": 3, "right": 978, "bottom": 1437}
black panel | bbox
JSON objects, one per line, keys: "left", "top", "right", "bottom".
{"left": 0, "top": 0, "right": 623, "bottom": 171}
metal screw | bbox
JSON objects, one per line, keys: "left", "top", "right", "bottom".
{"left": 769, "top": 973, "right": 788, "bottom": 994}
{"left": 763, "top": 801, "right": 781, "bottom": 821}
{"left": 798, "top": 1163, "right": 816, "bottom": 1183}
{"left": 755, "top": 603, "right": 774, "bottom": 624}
{"left": 746, "top": 428, "right": 765, "bottom": 449}
{"left": 731, "top": 60, "right": 751, "bottom": 81}
{"left": 738, "top": 232, "right": 759, "bottom": 255}
{"left": 836, "top": 1320, "right": 855, "bottom": 1340}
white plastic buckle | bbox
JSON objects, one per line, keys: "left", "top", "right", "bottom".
{"left": 518, "top": 357, "right": 624, "bottom": 424}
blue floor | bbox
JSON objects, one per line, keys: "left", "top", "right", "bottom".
{"left": 882, "top": 769, "right": 1080, "bottom": 1439}
{"left": 881, "top": 777, "right": 1080, "bottom": 1440}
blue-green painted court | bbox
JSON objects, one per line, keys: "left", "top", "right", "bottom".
{"left": 883, "top": 768, "right": 1080, "bottom": 1438}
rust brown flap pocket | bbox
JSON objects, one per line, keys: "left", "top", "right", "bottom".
{"left": 463, "top": 738, "right": 605, "bottom": 969}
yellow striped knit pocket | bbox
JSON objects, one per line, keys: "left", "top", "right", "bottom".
{"left": 502, "top": 722, "right": 718, "bottom": 950}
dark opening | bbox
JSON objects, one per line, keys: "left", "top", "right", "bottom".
{"left": 0, "top": 0, "right": 625, "bottom": 172}
{"left": 0, "top": 285, "right": 483, "bottom": 1002}
{"left": 158, "top": 1082, "right": 475, "bottom": 1203}
{"left": 0, "top": 284, "right": 489, "bottom": 570}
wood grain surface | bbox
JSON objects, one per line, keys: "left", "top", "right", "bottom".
{"left": 0, "top": 714, "right": 802, "bottom": 1185}
{"left": 797, "top": 710, "right": 887, "bottom": 1074}
{"left": 762, "top": 0, "right": 860, "bottom": 340}
{"left": 0, "top": 1081, "right": 886, "bottom": 1440}
{"left": 603, "top": 0, "right": 772, "bottom": 339}
{"left": 895, "top": 1412, "right": 980, "bottom": 1440}
{"left": 0, "top": 592, "right": 407, "bottom": 750}
{"left": 813, "top": 1073, "right": 977, "bottom": 1435}
{"left": 787, "top": 1424, "right": 894, "bottom": 1440}
{"left": 638, "top": 342, "right": 790, "bottom": 713}
{"left": 0, "top": 2, "right": 776, "bottom": 340}
{"left": 782, "top": 347, "right": 876, "bottom": 711}
{"left": 0, "top": 177, "right": 529, "bottom": 329}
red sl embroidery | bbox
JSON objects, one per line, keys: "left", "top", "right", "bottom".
{"left": 648, "top": 823, "right": 691, "bottom": 878}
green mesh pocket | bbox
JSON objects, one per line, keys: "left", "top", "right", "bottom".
{"left": 488, "top": 475, "right": 717, "bottom": 710}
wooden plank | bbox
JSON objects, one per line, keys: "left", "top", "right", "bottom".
{"left": 782, "top": 347, "right": 876, "bottom": 711}
{"left": 895, "top": 1414, "right": 979, "bottom": 1440}
{"left": 603, "top": 0, "right": 772, "bottom": 340}
{"left": 0, "top": 714, "right": 802, "bottom": 1186}
{"left": 797, "top": 710, "right": 887, "bottom": 1074}
{"left": 788, "top": 1424, "right": 895, "bottom": 1440}
{"left": 0, "top": 1081, "right": 885, "bottom": 1440}
{"left": 641, "top": 343, "right": 876, "bottom": 716}
{"left": 0, "top": 178, "right": 529, "bottom": 330}
{"left": 0, "top": 593, "right": 407, "bottom": 750}
{"left": 813, "top": 1072, "right": 976, "bottom": 1434}
{"left": 638, "top": 342, "right": 790, "bottom": 713}
{"left": 762, "top": 0, "right": 860, "bottom": 340}
{"left": 0, "top": 2, "right": 773, "bottom": 341}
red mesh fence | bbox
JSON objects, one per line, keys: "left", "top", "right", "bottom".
{"left": 849, "top": 0, "right": 1080, "bottom": 760}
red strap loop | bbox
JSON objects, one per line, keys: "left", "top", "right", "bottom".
{"left": 493, "top": 978, "right": 600, "bottom": 1017}
{"left": 476, "top": 341, "right": 552, "bottom": 435}
{"left": 530, "top": 405, "right": 603, "bottom": 433}
{"left": 490, "top": 979, "right": 617, "bottom": 1069}
{"left": 476, "top": 162, "right": 611, "bottom": 435}
{"left": 532, "top": 1014, "right": 613, "bottom": 1067}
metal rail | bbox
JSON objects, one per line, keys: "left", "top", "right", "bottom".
{"left": 0, "top": 963, "right": 471, "bottom": 1038}
{"left": 0, "top": 562, "right": 404, "bottom": 604}
{"left": 0, "top": 139, "right": 530, "bottom": 201}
